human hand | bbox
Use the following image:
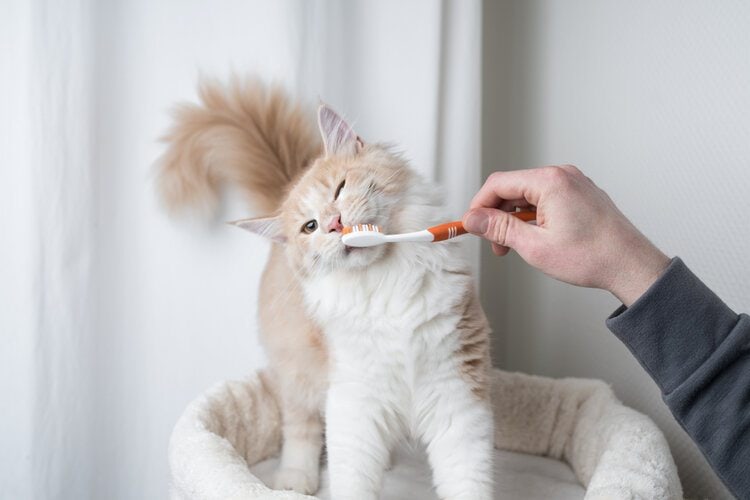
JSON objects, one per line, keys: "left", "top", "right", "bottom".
{"left": 462, "top": 166, "right": 670, "bottom": 306}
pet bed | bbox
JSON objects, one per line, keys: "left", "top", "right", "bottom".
{"left": 169, "top": 369, "right": 683, "bottom": 499}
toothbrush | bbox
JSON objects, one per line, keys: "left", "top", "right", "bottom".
{"left": 341, "top": 211, "right": 536, "bottom": 248}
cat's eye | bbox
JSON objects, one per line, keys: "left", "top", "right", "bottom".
{"left": 334, "top": 179, "right": 346, "bottom": 200}
{"left": 302, "top": 220, "right": 318, "bottom": 234}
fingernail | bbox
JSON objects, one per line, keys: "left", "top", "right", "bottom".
{"left": 464, "top": 211, "right": 489, "bottom": 234}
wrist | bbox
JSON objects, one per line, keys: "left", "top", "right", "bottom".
{"left": 609, "top": 242, "right": 670, "bottom": 307}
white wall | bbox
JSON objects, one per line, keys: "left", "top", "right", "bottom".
{"left": 482, "top": 2, "right": 750, "bottom": 498}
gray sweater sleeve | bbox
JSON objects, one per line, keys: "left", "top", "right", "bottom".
{"left": 607, "top": 257, "right": 750, "bottom": 499}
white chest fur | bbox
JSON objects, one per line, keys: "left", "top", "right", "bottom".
{"left": 304, "top": 244, "right": 472, "bottom": 393}
{"left": 308, "top": 244, "right": 495, "bottom": 500}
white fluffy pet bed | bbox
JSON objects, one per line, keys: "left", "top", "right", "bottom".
{"left": 169, "top": 369, "right": 683, "bottom": 500}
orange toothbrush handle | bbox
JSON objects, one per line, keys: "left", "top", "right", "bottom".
{"left": 512, "top": 210, "right": 537, "bottom": 222}
{"left": 428, "top": 221, "right": 468, "bottom": 242}
{"left": 428, "top": 211, "right": 536, "bottom": 242}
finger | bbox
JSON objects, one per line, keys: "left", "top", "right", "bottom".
{"left": 470, "top": 169, "right": 547, "bottom": 210}
{"left": 463, "top": 207, "right": 541, "bottom": 251}
{"left": 491, "top": 242, "right": 510, "bottom": 256}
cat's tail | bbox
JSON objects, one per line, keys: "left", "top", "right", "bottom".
{"left": 155, "top": 77, "right": 321, "bottom": 215}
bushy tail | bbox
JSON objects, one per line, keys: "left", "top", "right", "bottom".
{"left": 156, "top": 78, "right": 321, "bottom": 215}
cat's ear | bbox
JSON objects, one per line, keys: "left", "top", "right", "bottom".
{"left": 318, "top": 104, "right": 364, "bottom": 157}
{"left": 230, "top": 215, "right": 286, "bottom": 243}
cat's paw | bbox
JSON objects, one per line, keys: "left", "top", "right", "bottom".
{"left": 273, "top": 467, "right": 319, "bottom": 495}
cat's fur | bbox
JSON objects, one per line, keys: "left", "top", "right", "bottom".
{"left": 157, "top": 78, "right": 494, "bottom": 500}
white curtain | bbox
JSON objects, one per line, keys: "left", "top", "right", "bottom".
{"left": 0, "top": 1, "right": 480, "bottom": 498}
{"left": 2, "top": 0, "right": 96, "bottom": 498}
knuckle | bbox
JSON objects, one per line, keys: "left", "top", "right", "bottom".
{"left": 544, "top": 165, "right": 562, "bottom": 179}
{"left": 487, "top": 213, "right": 512, "bottom": 247}
{"left": 561, "top": 164, "right": 582, "bottom": 176}
{"left": 488, "top": 171, "right": 503, "bottom": 184}
{"left": 545, "top": 165, "right": 572, "bottom": 187}
{"left": 544, "top": 165, "right": 563, "bottom": 178}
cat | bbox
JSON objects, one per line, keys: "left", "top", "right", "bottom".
{"left": 157, "top": 78, "right": 494, "bottom": 500}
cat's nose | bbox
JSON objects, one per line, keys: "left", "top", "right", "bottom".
{"left": 328, "top": 215, "right": 344, "bottom": 233}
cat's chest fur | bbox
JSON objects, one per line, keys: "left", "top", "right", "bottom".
{"left": 303, "top": 245, "right": 472, "bottom": 380}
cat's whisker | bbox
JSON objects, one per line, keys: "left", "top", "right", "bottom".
{"left": 267, "top": 274, "right": 302, "bottom": 311}
{"left": 378, "top": 167, "right": 403, "bottom": 187}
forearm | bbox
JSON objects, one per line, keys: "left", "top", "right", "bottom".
{"left": 606, "top": 258, "right": 750, "bottom": 498}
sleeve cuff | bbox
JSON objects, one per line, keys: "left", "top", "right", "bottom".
{"left": 606, "top": 257, "right": 740, "bottom": 394}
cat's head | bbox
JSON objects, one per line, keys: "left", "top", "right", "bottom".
{"left": 234, "top": 105, "right": 415, "bottom": 275}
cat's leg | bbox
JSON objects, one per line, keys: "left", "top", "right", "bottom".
{"left": 273, "top": 386, "right": 324, "bottom": 494}
{"left": 420, "top": 381, "right": 494, "bottom": 500}
{"left": 325, "top": 382, "right": 394, "bottom": 500}
{"left": 269, "top": 339, "right": 327, "bottom": 494}
{"left": 260, "top": 255, "right": 328, "bottom": 494}
{"left": 271, "top": 372, "right": 325, "bottom": 494}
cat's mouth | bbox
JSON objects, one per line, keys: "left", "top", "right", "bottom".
{"left": 337, "top": 218, "right": 383, "bottom": 261}
{"left": 341, "top": 240, "right": 378, "bottom": 259}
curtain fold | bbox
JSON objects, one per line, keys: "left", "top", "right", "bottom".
{"left": 35, "top": 0, "right": 96, "bottom": 498}
{"left": 433, "top": 0, "right": 481, "bottom": 272}
{"left": 2, "top": 0, "right": 96, "bottom": 498}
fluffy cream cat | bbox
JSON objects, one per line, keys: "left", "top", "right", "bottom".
{"left": 157, "top": 78, "right": 494, "bottom": 500}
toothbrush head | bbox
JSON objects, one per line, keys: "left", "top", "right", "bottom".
{"left": 342, "top": 223, "right": 381, "bottom": 235}
{"left": 341, "top": 224, "right": 386, "bottom": 247}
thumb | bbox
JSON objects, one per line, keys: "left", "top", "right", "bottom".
{"left": 462, "top": 208, "right": 540, "bottom": 251}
